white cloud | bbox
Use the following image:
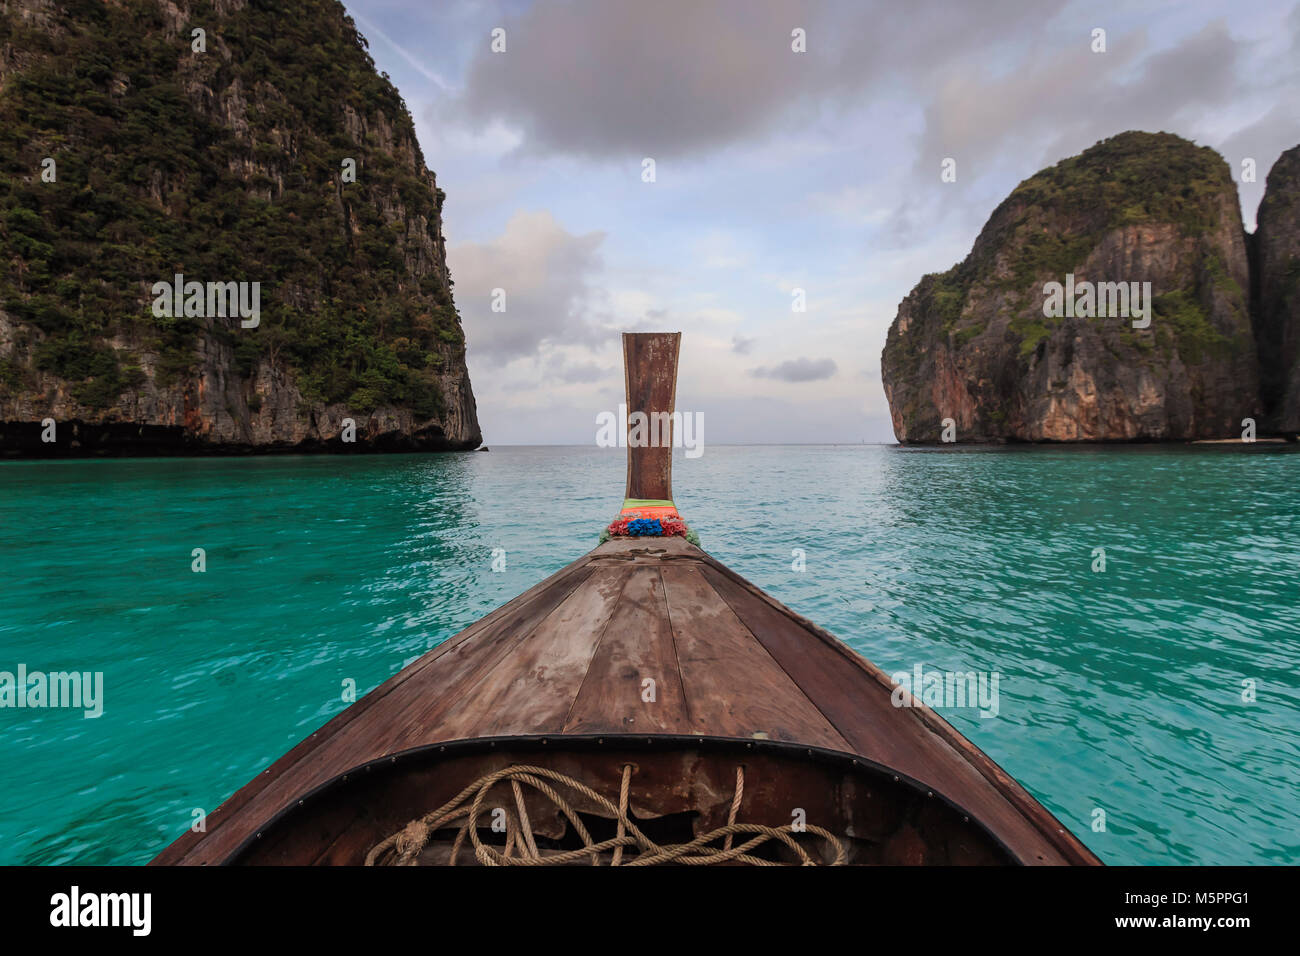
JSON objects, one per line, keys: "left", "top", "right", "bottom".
{"left": 449, "top": 210, "right": 608, "bottom": 365}
{"left": 348, "top": 0, "right": 1300, "bottom": 445}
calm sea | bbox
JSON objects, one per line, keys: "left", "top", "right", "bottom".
{"left": 0, "top": 444, "right": 1297, "bottom": 864}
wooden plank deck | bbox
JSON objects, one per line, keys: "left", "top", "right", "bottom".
{"left": 154, "top": 535, "right": 1096, "bottom": 865}
{"left": 562, "top": 566, "right": 688, "bottom": 734}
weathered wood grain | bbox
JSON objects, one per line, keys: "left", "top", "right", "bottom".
{"left": 660, "top": 563, "right": 850, "bottom": 750}
{"left": 428, "top": 567, "right": 628, "bottom": 739}
{"left": 563, "top": 566, "right": 688, "bottom": 734}
{"left": 154, "top": 538, "right": 1098, "bottom": 867}
{"left": 699, "top": 559, "right": 1092, "bottom": 865}
{"left": 622, "top": 332, "right": 679, "bottom": 502}
{"left": 154, "top": 330, "right": 1098, "bottom": 867}
{"left": 154, "top": 556, "right": 594, "bottom": 865}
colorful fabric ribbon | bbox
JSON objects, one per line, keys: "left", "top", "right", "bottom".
{"left": 600, "top": 500, "right": 700, "bottom": 545}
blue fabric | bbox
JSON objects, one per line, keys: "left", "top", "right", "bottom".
{"left": 626, "top": 518, "right": 663, "bottom": 536}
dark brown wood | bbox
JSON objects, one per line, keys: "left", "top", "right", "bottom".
{"left": 153, "top": 536, "right": 1099, "bottom": 866}
{"left": 151, "top": 556, "right": 595, "bottom": 866}
{"left": 697, "top": 561, "right": 1094, "bottom": 865}
{"left": 427, "top": 567, "right": 627, "bottom": 739}
{"left": 623, "top": 332, "right": 680, "bottom": 502}
{"left": 229, "top": 741, "right": 1019, "bottom": 866}
{"left": 661, "top": 563, "right": 850, "bottom": 751}
{"left": 152, "top": 334, "right": 1101, "bottom": 867}
{"left": 562, "top": 567, "right": 689, "bottom": 734}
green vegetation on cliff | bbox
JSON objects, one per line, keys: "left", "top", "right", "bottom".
{"left": 882, "top": 131, "right": 1261, "bottom": 442}
{"left": 0, "top": 0, "right": 464, "bottom": 418}
{"left": 889, "top": 132, "right": 1241, "bottom": 372}
{"left": 1003, "top": 132, "right": 1232, "bottom": 236}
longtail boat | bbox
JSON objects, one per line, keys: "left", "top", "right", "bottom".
{"left": 153, "top": 333, "right": 1101, "bottom": 866}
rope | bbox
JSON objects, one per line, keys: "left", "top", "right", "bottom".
{"left": 364, "top": 762, "right": 847, "bottom": 866}
{"left": 722, "top": 765, "right": 743, "bottom": 852}
{"left": 611, "top": 764, "right": 631, "bottom": 867}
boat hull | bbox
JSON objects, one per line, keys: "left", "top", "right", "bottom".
{"left": 227, "top": 735, "right": 1021, "bottom": 865}
{"left": 153, "top": 537, "right": 1099, "bottom": 866}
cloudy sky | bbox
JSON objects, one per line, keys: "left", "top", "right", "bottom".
{"left": 342, "top": 0, "right": 1300, "bottom": 444}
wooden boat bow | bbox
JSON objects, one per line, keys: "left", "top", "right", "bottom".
{"left": 153, "top": 333, "right": 1100, "bottom": 866}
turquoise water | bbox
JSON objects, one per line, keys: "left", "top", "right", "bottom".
{"left": 0, "top": 444, "right": 1297, "bottom": 865}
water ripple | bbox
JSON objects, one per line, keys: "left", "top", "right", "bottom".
{"left": 0, "top": 445, "right": 1297, "bottom": 864}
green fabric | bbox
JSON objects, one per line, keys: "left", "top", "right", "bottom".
{"left": 622, "top": 498, "right": 675, "bottom": 509}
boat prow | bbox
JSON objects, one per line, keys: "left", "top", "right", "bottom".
{"left": 153, "top": 334, "right": 1099, "bottom": 866}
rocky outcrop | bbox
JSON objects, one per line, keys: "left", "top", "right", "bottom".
{"left": 882, "top": 132, "right": 1261, "bottom": 442}
{"left": 0, "top": 0, "right": 481, "bottom": 456}
{"left": 1253, "top": 146, "right": 1300, "bottom": 436}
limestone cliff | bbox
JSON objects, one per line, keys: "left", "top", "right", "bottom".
{"left": 1253, "top": 145, "right": 1300, "bottom": 436}
{"left": 0, "top": 0, "right": 480, "bottom": 455}
{"left": 882, "top": 132, "right": 1260, "bottom": 442}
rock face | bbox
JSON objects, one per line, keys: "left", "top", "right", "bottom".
{"left": 882, "top": 132, "right": 1261, "bottom": 442}
{"left": 1253, "top": 146, "right": 1300, "bottom": 435}
{"left": 0, "top": 0, "right": 480, "bottom": 456}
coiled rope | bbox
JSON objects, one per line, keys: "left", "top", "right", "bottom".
{"left": 365, "top": 763, "right": 847, "bottom": 866}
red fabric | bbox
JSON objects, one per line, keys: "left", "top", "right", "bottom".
{"left": 606, "top": 511, "right": 689, "bottom": 537}
{"left": 618, "top": 505, "right": 680, "bottom": 521}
